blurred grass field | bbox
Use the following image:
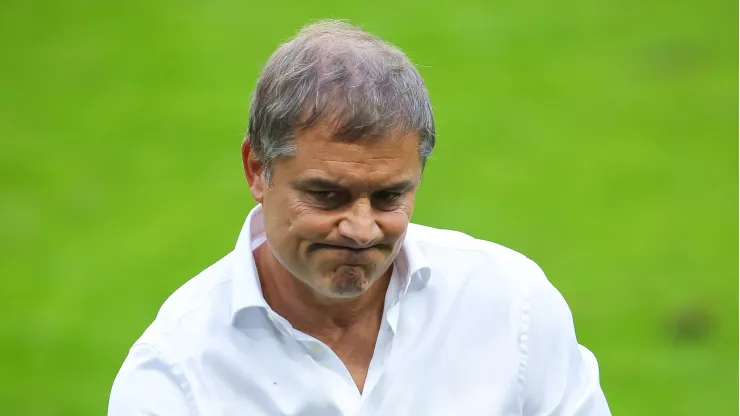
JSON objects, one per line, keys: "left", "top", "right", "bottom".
{"left": 0, "top": 0, "right": 737, "bottom": 415}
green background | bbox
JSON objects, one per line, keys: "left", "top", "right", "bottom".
{"left": 0, "top": 0, "right": 736, "bottom": 414}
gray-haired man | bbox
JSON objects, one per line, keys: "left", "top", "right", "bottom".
{"left": 109, "top": 20, "right": 610, "bottom": 415}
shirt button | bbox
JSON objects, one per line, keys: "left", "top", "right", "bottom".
{"left": 310, "top": 344, "right": 324, "bottom": 355}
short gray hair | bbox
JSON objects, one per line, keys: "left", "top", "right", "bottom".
{"left": 247, "top": 20, "right": 436, "bottom": 183}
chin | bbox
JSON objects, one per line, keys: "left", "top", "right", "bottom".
{"left": 325, "top": 265, "right": 374, "bottom": 297}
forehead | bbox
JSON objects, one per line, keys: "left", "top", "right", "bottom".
{"left": 276, "top": 122, "right": 422, "bottom": 186}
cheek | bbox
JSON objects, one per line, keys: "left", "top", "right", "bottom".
{"left": 379, "top": 208, "right": 413, "bottom": 240}
{"left": 262, "top": 193, "right": 303, "bottom": 249}
{"left": 286, "top": 201, "right": 336, "bottom": 241}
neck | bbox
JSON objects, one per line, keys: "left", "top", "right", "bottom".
{"left": 254, "top": 244, "right": 391, "bottom": 339}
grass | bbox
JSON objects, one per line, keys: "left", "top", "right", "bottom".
{"left": 0, "top": 0, "right": 736, "bottom": 414}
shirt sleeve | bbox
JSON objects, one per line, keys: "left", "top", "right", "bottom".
{"left": 520, "top": 262, "right": 611, "bottom": 416}
{"left": 108, "top": 343, "right": 194, "bottom": 416}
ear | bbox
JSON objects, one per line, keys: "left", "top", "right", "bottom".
{"left": 241, "top": 137, "right": 265, "bottom": 204}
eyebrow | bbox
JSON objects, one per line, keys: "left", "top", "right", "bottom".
{"left": 293, "top": 177, "right": 417, "bottom": 192}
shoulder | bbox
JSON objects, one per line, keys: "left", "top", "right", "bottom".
{"left": 134, "top": 251, "right": 237, "bottom": 354}
{"left": 407, "top": 222, "right": 531, "bottom": 262}
{"left": 111, "top": 252, "right": 239, "bottom": 411}
{"left": 406, "top": 222, "right": 546, "bottom": 289}
{"left": 406, "top": 222, "right": 571, "bottom": 326}
{"left": 406, "top": 222, "right": 582, "bottom": 368}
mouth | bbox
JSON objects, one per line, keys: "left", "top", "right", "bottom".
{"left": 312, "top": 243, "right": 374, "bottom": 253}
{"left": 309, "top": 243, "right": 387, "bottom": 265}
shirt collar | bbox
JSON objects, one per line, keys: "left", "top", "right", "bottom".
{"left": 230, "top": 204, "right": 269, "bottom": 322}
{"left": 230, "top": 204, "right": 431, "bottom": 323}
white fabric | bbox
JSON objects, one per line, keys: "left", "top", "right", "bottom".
{"left": 109, "top": 204, "right": 610, "bottom": 415}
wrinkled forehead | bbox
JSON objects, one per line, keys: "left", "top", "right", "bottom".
{"left": 277, "top": 122, "right": 422, "bottom": 189}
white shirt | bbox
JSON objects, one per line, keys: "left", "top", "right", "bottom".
{"left": 109, "top": 204, "right": 610, "bottom": 415}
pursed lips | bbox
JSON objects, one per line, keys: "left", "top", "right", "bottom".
{"left": 308, "top": 243, "right": 387, "bottom": 266}
{"left": 312, "top": 243, "right": 375, "bottom": 253}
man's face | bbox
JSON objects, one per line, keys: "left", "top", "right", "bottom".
{"left": 247, "top": 123, "right": 422, "bottom": 299}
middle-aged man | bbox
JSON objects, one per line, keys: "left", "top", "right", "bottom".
{"left": 109, "top": 20, "right": 610, "bottom": 415}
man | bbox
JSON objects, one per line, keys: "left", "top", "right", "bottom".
{"left": 109, "top": 20, "right": 610, "bottom": 415}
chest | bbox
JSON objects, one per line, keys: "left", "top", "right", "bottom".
{"left": 323, "top": 337, "right": 378, "bottom": 394}
{"left": 186, "top": 314, "right": 523, "bottom": 416}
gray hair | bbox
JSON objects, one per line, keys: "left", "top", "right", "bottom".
{"left": 247, "top": 19, "right": 436, "bottom": 184}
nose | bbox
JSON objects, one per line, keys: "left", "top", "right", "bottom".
{"left": 337, "top": 200, "right": 382, "bottom": 248}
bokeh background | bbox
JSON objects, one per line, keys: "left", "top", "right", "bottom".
{"left": 0, "top": 0, "right": 737, "bottom": 414}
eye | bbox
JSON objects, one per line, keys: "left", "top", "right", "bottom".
{"left": 376, "top": 191, "right": 402, "bottom": 201}
{"left": 312, "top": 190, "right": 336, "bottom": 199}
{"left": 373, "top": 191, "right": 403, "bottom": 209}
{"left": 306, "top": 190, "right": 348, "bottom": 209}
